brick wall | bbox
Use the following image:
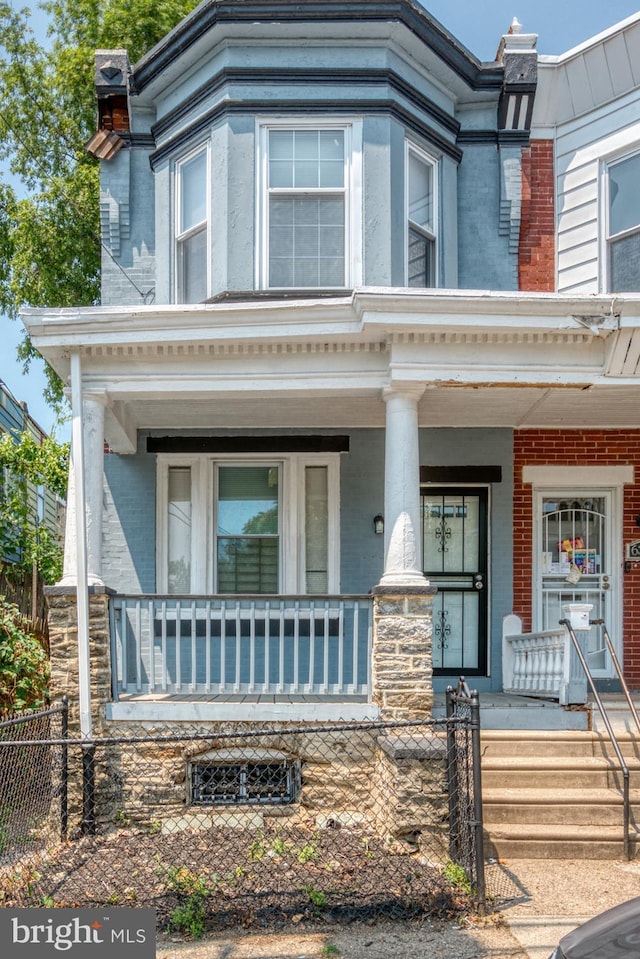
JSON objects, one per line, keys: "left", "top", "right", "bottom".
{"left": 514, "top": 430, "right": 640, "bottom": 685}
{"left": 519, "top": 140, "right": 555, "bottom": 292}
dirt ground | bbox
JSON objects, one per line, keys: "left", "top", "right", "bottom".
{"left": 157, "top": 915, "right": 527, "bottom": 959}
{"left": 155, "top": 857, "right": 640, "bottom": 959}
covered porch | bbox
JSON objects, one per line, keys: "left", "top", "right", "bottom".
{"left": 23, "top": 288, "right": 640, "bottom": 726}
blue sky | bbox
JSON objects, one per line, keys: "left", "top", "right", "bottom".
{"left": 2, "top": 1, "right": 640, "bottom": 437}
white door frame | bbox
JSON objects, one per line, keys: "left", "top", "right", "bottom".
{"left": 525, "top": 465, "right": 631, "bottom": 679}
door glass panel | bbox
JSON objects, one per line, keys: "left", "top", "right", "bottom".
{"left": 540, "top": 496, "right": 608, "bottom": 670}
{"left": 216, "top": 466, "right": 279, "bottom": 593}
{"left": 422, "top": 489, "right": 487, "bottom": 674}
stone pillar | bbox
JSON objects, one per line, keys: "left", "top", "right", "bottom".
{"left": 45, "top": 587, "right": 116, "bottom": 828}
{"left": 371, "top": 585, "right": 436, "bottom": 719}
{"left": 59, "top": 393, "right": 106, "bottom": 587}
{"left": 381, "top": 386, "right": 426, "bottom": 586}
{"left": 45, "top": 587, "right": 114, "bottom": 736}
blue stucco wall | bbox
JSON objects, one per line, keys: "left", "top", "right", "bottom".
{"left": 103, "top": 445, "right": 157, "bottom": 593}
{"left": 457, "top": 144, "right": 517, "bottom": 290}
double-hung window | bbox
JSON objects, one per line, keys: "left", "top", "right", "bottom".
{"left": 258, "top": 121, "right": 362, "bottom": 289}
{"left": 406, "top": 142, "right": 437, "bottom": 287}
{"left": 606, "top": 151, "right": 640, "bottom": 292}
{"left": 158, "top": 454, "right": 339, "bottom": 594}
{"left": 176, "top": 146, "right": 209, "bottom": 303}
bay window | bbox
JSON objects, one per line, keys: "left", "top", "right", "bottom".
{"left": 158, "top": 454, "right": 339, "bottom": 594}
{"left": 258, "top": 121, "right": 362, "bottom": 289}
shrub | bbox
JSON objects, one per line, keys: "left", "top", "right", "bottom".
{"left": 0, "top": 600, "right": 49, "bottom": 711}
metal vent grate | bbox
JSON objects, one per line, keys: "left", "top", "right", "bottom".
{"left": 191, "top": 759, "right": 298, "bottom": 806}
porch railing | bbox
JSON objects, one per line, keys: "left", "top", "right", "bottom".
{"left": 110, "top": 595, "right": 372, "bottom": 699}
{"left": 502, "top": 612, "right": 587, "bottom": 703}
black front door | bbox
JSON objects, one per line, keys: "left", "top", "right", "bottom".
{"left": 421, "top": 487, "right": 488, "bottom": 675}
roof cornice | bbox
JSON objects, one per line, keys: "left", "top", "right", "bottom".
{"left": 131, "top": 0, "right": 503, "bottom": 95}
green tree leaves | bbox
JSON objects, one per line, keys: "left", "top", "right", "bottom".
{"left": 0, "top": 0, "right": 197, "bottom": 408}
{"left": 0, "top": 430, "right": 69, "bottom": 583}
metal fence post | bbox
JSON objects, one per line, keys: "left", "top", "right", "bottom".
{"left": 445, "top": 685, "right": 460, "bottom": 863}
{"left": 61, "top": 696, "right": 68, "bottom": 841}
{"left": 469, "top": 689, "right": 486, "bottom": 914}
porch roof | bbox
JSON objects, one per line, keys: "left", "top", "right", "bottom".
{"left": 22, "top": 288, "right": 640, "bottom": 452}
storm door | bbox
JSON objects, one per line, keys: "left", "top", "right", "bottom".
{"left": 421, "top": 487, "right": 488, "bottom": 675}
{"left": 537, "top": 492, "right": 616, "bottom": 676}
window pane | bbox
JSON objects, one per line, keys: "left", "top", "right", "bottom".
{"left": 408, "top": 228, "right": 435, "bottom": 287}
{"left": 217, "top": 537, "right": 279, "bottom": 593}
{"left": 269, "top": 196, "right": 344, "bottom": 287}
{"left": 610, "top": 232, "right": 640, "bottom": 292}
{"left": 305, "top": 466, "right": 328, "bottom": 594}
{"left": 168, "top": 467, "right": 191, "bottom": 593}
{"left": 178, "top": 227, "right": 207, "bottom": 303}
{"left": 180, "top": 151, "right": 207, "bottom": 233}
{"left": 609, "top": 153, "right": 640, "bottom": 237}
{"left": 216, "top": 466, "right": 279, "bottom": 593}
{"left": 408, "top": 151, "right": 433, "bottom": 232}
{"left": 269, "top": 129, "right": 344, "bottom": 190}
{"left": 217, "top": 467, "right": 279, "bottom": 535}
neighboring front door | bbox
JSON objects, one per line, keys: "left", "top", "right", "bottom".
{"left": 421, "top": 487, "right": 488, "bottom": 675}
{"left": 536, "top": 491, "right": 618, "bottom": 676}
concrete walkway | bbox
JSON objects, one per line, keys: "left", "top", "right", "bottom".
{"left": 486, "top": 856, "right": 640, "bottom": 958}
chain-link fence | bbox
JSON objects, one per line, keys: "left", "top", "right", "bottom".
{"left": 0, "top": 690, "right": 485, "bottom": 931}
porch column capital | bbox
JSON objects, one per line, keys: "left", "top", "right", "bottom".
{"left": 379, "top": 385, "right": 428, "bottom": 588}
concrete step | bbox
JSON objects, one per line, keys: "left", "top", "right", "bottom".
{"left": 481, "top": 756, "right": 614, "bottom": 790}
{"left": 482, "top": 788, "right": 636, "bottom": 826}
{"left": 481, "top": 730, "right": 596, "bottom": 759}
{"left": 483, "top": 822, "right": 638, "bottom": 860}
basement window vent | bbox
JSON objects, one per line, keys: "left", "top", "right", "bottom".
{"left": 189, "top": 750, "right": 299, "bottom": 806}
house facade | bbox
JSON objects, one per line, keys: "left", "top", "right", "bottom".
{"left": 22, "top": 2, "right": 640, "bottom": 732}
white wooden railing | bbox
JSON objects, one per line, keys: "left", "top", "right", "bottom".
{"left": 110, "top": 595, "right": 372, "bottom": 699}
{"left": 502, "top": 613, "right": 587, "bottom": 705}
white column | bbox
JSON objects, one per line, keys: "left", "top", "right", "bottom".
{"left": 83, "top": 394, "right": 106, "bottom": 586}
{"left": 380, "top": 386, "right": 427, "bottom": 586}
{"left": 57, "top": 392, "right": 106, "bottom": 588}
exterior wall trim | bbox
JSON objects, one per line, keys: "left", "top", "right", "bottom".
{"left": 151, "top": 67, "right": 462, "bottom": 143}
{"left": 149, "top": 100, "right": 464, "bottom": 170}
{"left": 522, "top": 465, "right": 634, "bottom": 485}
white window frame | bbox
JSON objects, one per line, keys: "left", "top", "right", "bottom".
{"left": 174, "top": 142, "right": 210, "bottom": 303}
{"left": 601, "top": 146, "right": 640, "bottom": 294}
{"left": 255, "top": 117, "right": 363, "bottom": 290}
{"left": 156, "top": 452, "right": 340, "bottom": 594}
{"left": 405, "top": 140, "right": 438, "bottom": 288}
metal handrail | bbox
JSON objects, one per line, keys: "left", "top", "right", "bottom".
{"left": 559, "top": 618, "right": 631, "bottom": 860}
{"left": 590, "top": 618, "right": 640, "bottom": 737}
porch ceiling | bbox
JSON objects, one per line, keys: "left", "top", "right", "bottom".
{"left": 104, "top": 383, "right": 640, "bottom": 446}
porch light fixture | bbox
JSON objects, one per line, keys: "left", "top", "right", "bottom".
{"left": 373, "top": 513, "right": 384, "bottom": 535}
